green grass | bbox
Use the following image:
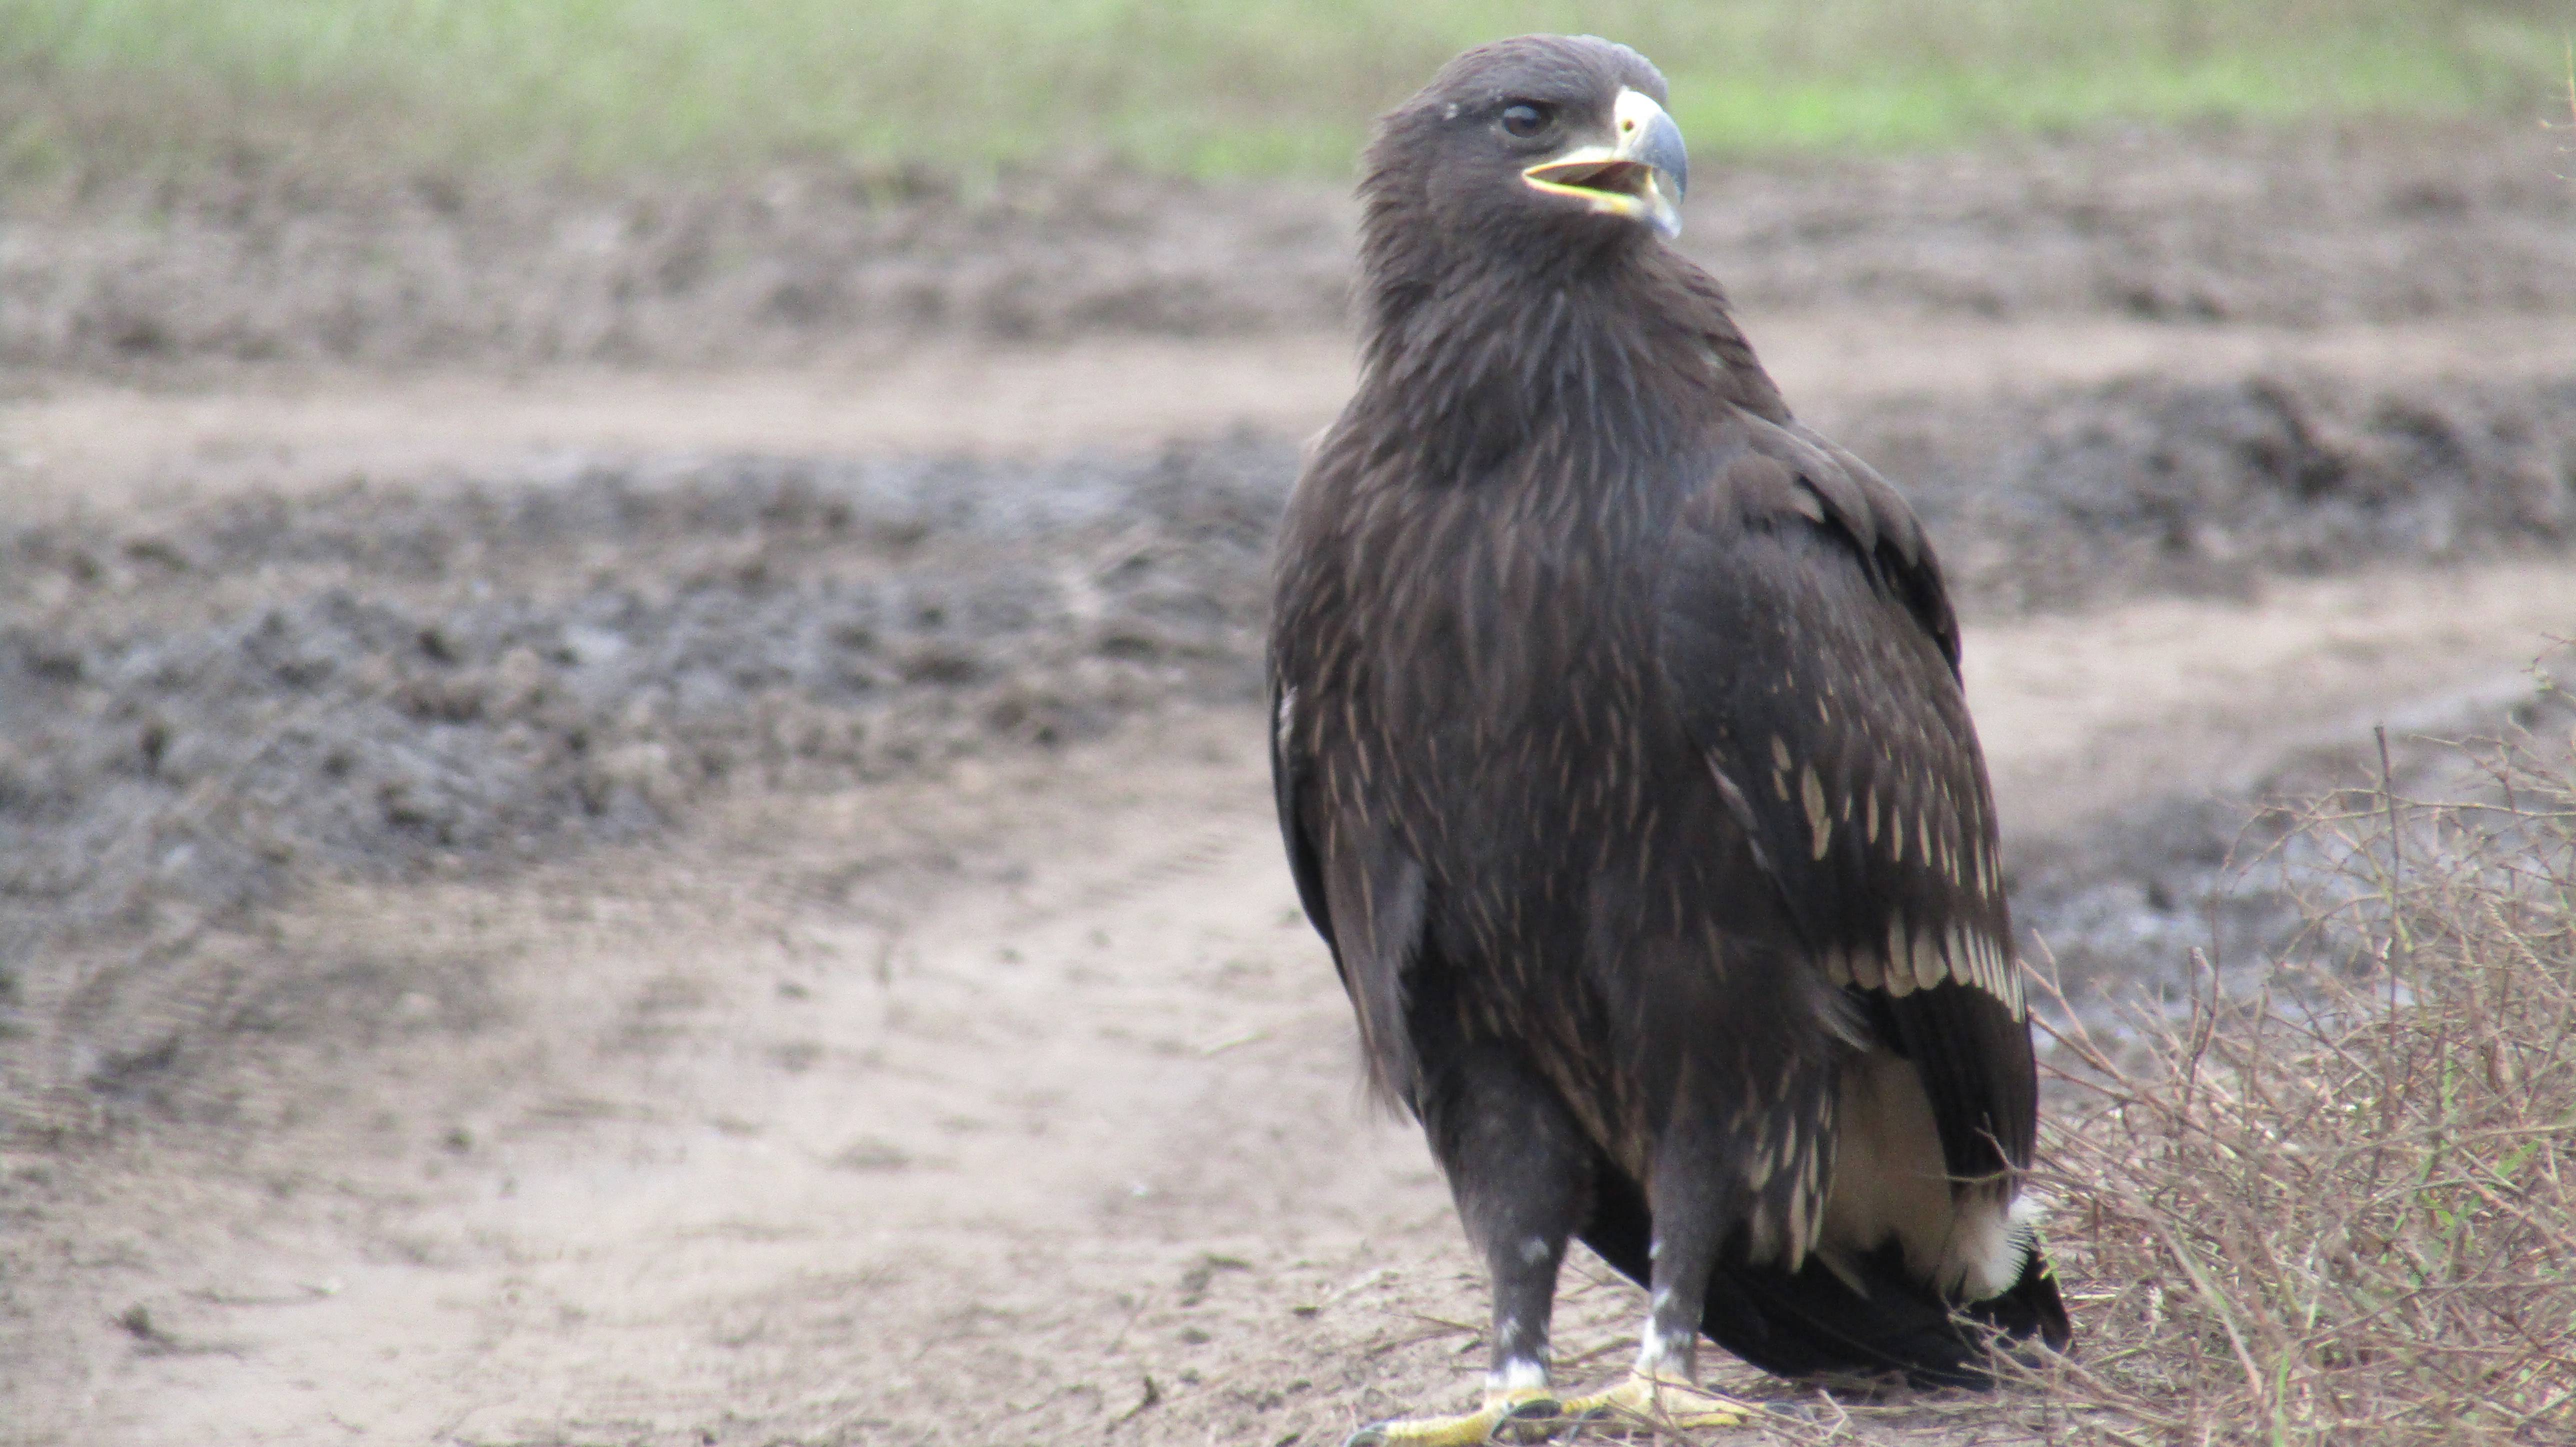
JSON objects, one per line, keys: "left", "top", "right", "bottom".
{"left": 0, "top": 0, "right": 2567, "bottom": 182}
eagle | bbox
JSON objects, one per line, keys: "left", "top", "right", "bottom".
{"left": 1266, "top": 35, "right": 2070, "bottom": 1445}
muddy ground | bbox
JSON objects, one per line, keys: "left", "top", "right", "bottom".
{"left": 7, "top": 122, "right": 2574, "bottom": 375}
{"left": 3, "top": 120, "right": 2574, "bottom": 1446}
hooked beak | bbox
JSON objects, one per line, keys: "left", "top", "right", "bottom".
{"left": 1521, "top": 87, "right": 1688, "bottom": 238}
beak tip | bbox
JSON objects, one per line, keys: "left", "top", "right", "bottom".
{"left": 1614, "top": 88, "right": 1689, "bottom": 237}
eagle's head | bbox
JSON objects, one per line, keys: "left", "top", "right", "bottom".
{"left": 1360, "top": 34, "right": 1688, "bottom": 278}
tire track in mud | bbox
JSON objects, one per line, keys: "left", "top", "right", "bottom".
{"left": 6, "top": 356, "right": 2569, "bottom": 1046}
{"left": 10, "top": 121, "right": 2570, "bottom": 376}
{"left": 6, "top": 172, "right": 2576, "bottom": 1430}
{"left": 10, "top": 313, "right": 2576, "bottom": 512}
{"left": 6, "top": 552, "right": 2571, "bottom": 1446}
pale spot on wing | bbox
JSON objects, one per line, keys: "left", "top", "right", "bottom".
{"left": 1912, "top": 924, "right": 1946, "bottom": 992}
{"left": 1745, "top": 1146, "right": 1776, "bottom": 1189}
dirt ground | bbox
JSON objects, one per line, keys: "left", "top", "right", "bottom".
{"left": 8, "top": 120, "right": 2572, "bottom": 374}
{"left": 4, "top": 120, "right": 2575, "bottom": 1446}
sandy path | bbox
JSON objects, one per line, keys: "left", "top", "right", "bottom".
{"left": 8, "top": 312, "right": 2574, "bottom": 514}
{"left": 8, "top": 550, "right": 2566, "bottom": 1447}
{"left": 8, "top": 718, "right": 1454, "bottom": 1447}
{"left": 10, "top": 116, "right": 2574, "bottom": 1442}
{"left": 1969, "top": 559, "right": 2576, "bottom": 838}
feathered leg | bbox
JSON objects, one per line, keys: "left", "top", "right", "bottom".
{"left": 1556, "top": 1110, "right": 1752, "bottom": 1432}
{"left": 1345, "top": 1045, "right": 1592, "bottom": 1447}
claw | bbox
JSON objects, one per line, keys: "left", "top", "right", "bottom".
{"left": 1491, "top": 1394, "right": 1566, "bottom": 1443}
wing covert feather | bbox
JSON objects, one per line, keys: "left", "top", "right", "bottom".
{"left": 1656, "top": 424, "right": 2036, "bottom": 1180}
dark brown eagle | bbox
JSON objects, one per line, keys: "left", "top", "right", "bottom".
{"left": 1267, "top": 34, "right": 2070, "bottom": 1444}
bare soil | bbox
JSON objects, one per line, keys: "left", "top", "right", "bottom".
{"left": 9, "top": 313, "right": 2576, "bottom": 517}
{"left": 6, "top": 614, "right": 2565, "bottom": 1446}
{"left": 4, "top": 121, "right": 2574, "bottom": 1446}
{"left": 6, "top": 122, "right": 2571, "bottom": 376}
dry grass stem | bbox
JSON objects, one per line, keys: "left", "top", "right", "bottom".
{"left": 2016, "top": 676, "right": 2576, "bottom": 1444}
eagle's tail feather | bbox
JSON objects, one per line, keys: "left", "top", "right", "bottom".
{"left": 1578, "top": 1184, "right": 2070, "bottom": 1389}
{"left": 1703, "top": 1241, "right": 2069, "bottom": 1388}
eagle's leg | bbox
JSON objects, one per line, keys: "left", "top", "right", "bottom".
{"left": 1343, "top": 1046, "right": 1592, "bottom": 1447}
{"left": 1557, "top": 1126, "right": 1752, "bottom": 1433}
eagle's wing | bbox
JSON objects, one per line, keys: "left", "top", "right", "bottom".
{"left": 1268, "top": 536, "right": 1428, "bottom": 1108}
{"left": 1655, "top": 414, "right": 2035, "bottom": 1182}
{"left": 1270, "top": 678, "right": 1335, "bottom": 952}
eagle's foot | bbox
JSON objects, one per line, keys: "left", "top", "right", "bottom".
{"left": 1342, "top": 1387, "right": 1561, "bottom": 1447}
{"left": 1558, "top": 1372, "right": 1750, "bottom": 1434}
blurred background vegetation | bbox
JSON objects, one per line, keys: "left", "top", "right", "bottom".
{"left": 0, "top": 0, "right": 2568, "bottom": 183}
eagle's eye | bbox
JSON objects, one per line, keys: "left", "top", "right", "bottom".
{"left": 1498, "top": 102, "right": 1552, "bottom": 139}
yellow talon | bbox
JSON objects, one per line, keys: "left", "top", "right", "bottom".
{"left": 1344, "top": 1387, "right": 1562, "bottom": 1447}
{"left": 1558, "top": 1372, "right": 1750, "bottom": 1434}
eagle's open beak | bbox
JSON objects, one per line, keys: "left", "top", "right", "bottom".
{"left": 1522, "top": 88, "right": 1688, "bottom": 238}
